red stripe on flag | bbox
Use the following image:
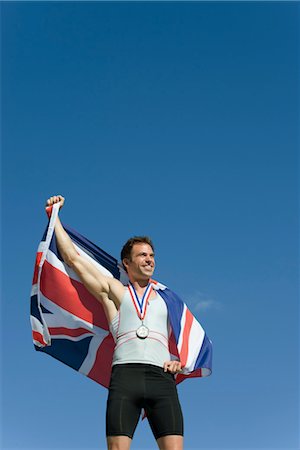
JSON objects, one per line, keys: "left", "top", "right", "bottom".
{"left": 88, "top": 334, "right": 115, "bottom": 388}
{"left": 32, "top": 330, "right": 47, "bottom": 346}
{"left": 45, "top": 205, "right": 53, "bottom": 218}
{"left": 168, "top": 330, "right": 180, "bottom": 358}
{"left": 176, "top": 368, "right": 203, "bottom": 385}
{"left": 179, "top": 308, "right": 193, "bottom": 368}
{"left": 49, "top": 327, "right": 93, "bottom": 337}
{"left": 32, "top": 252, "right": 43, "bottom": 284}
{"left": 40, "top": 260, "right": 109, "bottom": 330}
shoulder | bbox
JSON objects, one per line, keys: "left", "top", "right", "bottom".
{"left": 107, "top": 277, "right": 127, "bottom": 306}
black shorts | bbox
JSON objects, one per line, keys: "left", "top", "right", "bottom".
{"left": 106, "top": 363, "right": 184, "bottom": 440}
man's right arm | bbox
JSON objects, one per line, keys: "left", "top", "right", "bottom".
{"left": 46, "top": 196, "right": 125, "bottom": 321}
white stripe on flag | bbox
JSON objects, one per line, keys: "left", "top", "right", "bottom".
{"left": 177, "top": 304, "right": 188, "bottom": 354}
{"left": 78, "top": 334, "right": 108, "bottom": 376}
{"left": 31, "top": 284, "right": 38, "bottom": 296}
{"left": 37, "top": 241, "right": 49, "bottom": 254}
{"left": 30, "top": 315, "right": 49, "bottom": 347}
{"left": 50, "top": 332, "right": 95, "bottom": 342}
{"left": 30, "top": 315, "right": 45, "bottom": 334}
{"left": 184, "top": 319, "right": 205, "bottom": 372}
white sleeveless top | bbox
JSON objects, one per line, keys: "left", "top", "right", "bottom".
{"left": 109, "top": 288, "right": 171, "bottom": 367}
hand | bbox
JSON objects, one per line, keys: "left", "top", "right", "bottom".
{"left": 46, "top": 195, "right": 65, "bottom": 209}
{"left": 163, "top": 360, "right": 182, "bottom": 374}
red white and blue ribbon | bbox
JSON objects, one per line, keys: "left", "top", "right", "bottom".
{"left": 127, "top": 282, "right": 153, "bottom": 320}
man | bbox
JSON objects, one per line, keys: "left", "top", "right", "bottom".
{"left": 46, "top": 195, "right": 184, "bottom": 450}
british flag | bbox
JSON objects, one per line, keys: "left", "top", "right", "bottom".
{"left": 30, "top": 204, "right": 212, "bottom": 388}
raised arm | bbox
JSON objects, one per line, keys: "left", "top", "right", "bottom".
{"left": 46, "top": 195, "right": 125, "bottom": 322}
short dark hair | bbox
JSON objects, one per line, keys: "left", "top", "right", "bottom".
{"left": 121, "top": 236, "right": 154, "bottom": 272}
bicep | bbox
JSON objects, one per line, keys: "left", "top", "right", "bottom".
{"left": 70, "top": 254, "right": 125, "bottom": 307}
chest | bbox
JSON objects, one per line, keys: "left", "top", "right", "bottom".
{"left": 119, "top": 290, "right": 168, "bottom": 330}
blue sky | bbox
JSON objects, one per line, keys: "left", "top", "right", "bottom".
{"left": 1, "top": 1, "right": 299, "bottom": 449}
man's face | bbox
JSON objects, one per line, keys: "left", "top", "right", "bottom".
{"left": 124, "top": 243, "right": 155, "bottom": 280}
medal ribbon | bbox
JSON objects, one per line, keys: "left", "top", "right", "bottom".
{"left": 128, "top": 282, "right": 153, "bottom": 320}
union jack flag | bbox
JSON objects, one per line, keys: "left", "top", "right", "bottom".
{"left": 30, "top": 204, "right": 212, "bottom": 388}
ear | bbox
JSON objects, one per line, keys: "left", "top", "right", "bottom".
{"left": 123, "top": 258, "right": 130, "bottom": 270}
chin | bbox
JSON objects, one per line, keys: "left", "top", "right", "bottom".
{"left": 141, "top": 269, "right": 154, "bottom": 277}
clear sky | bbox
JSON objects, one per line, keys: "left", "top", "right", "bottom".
{"left": 1, "top": 1, "right": 299, "bottom": 449}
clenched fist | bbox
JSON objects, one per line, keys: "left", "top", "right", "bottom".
{"left": 46, "top": 195, "right": 65, "bottom": 209}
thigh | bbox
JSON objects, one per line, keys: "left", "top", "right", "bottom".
{"left": 106, "top": 365, "right": 142, "bottom": 439}
{"left": 144, "top": 367, "right": 184, "bottom": 440}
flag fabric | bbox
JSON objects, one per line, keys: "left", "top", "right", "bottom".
{"left": 30, "top": 204, "right": 212, "bottom": 389}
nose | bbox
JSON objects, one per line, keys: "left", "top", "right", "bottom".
{"left": 145, "top": 255, "right": 154, "bottom": 265}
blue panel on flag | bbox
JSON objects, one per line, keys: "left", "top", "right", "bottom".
{"left": 30, "top": 295, "right": 42, "bottom": 322}
{"left": 195, "top": 334, "right": 213, "bottom": 369}
{"left": 158, "top": 288, "right": 184, "bottom": 342}
{"left": 49, "top": 233, "right": 64, "bottom": 262}
{"left": 41, "top": 227, "right": 48, "bottom": 242}
{"left": 36, "top": 336, "right": 93, "bottom": 371}
{"left": 40, "top": 304, "right": 52, "bottom": 314}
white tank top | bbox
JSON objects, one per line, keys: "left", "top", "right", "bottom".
{"left": 109, "top": 288, "right": 171, "bottom": 367}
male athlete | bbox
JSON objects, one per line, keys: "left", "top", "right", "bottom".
{"left": 46, "top": 195, "right": 184, "bottom": 450}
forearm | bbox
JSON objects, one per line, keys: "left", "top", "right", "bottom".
{"left": 54, "top": 216, "right": 78, "bottom": 267}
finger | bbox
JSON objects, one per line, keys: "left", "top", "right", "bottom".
{"left": 165, "top": 361, "right": 173, "bottom": 372}
{"left": 167, "top": 362, "right": 175, "bottom": 374}
{"left": 170, "top": 361, "right": 178, "bottom": 373}
{"left": 46, "top": 196, "right": 60, "bottom": 207}
{"left": 172, "top": 363, "right": 179, "bottom": 374}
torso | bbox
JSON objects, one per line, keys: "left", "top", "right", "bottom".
{"left": 109, "top": 287, "right": 171, "bottom": 368}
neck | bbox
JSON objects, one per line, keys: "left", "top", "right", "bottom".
{"left": 128, "top": 278, "right": 151, "bottom": 291}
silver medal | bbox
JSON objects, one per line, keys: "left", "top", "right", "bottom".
{"left": 128, "top": 283, "right": 152, "bottom": 340}
{"left": 136, "top": 324, "right": 149, "bottom": 339}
